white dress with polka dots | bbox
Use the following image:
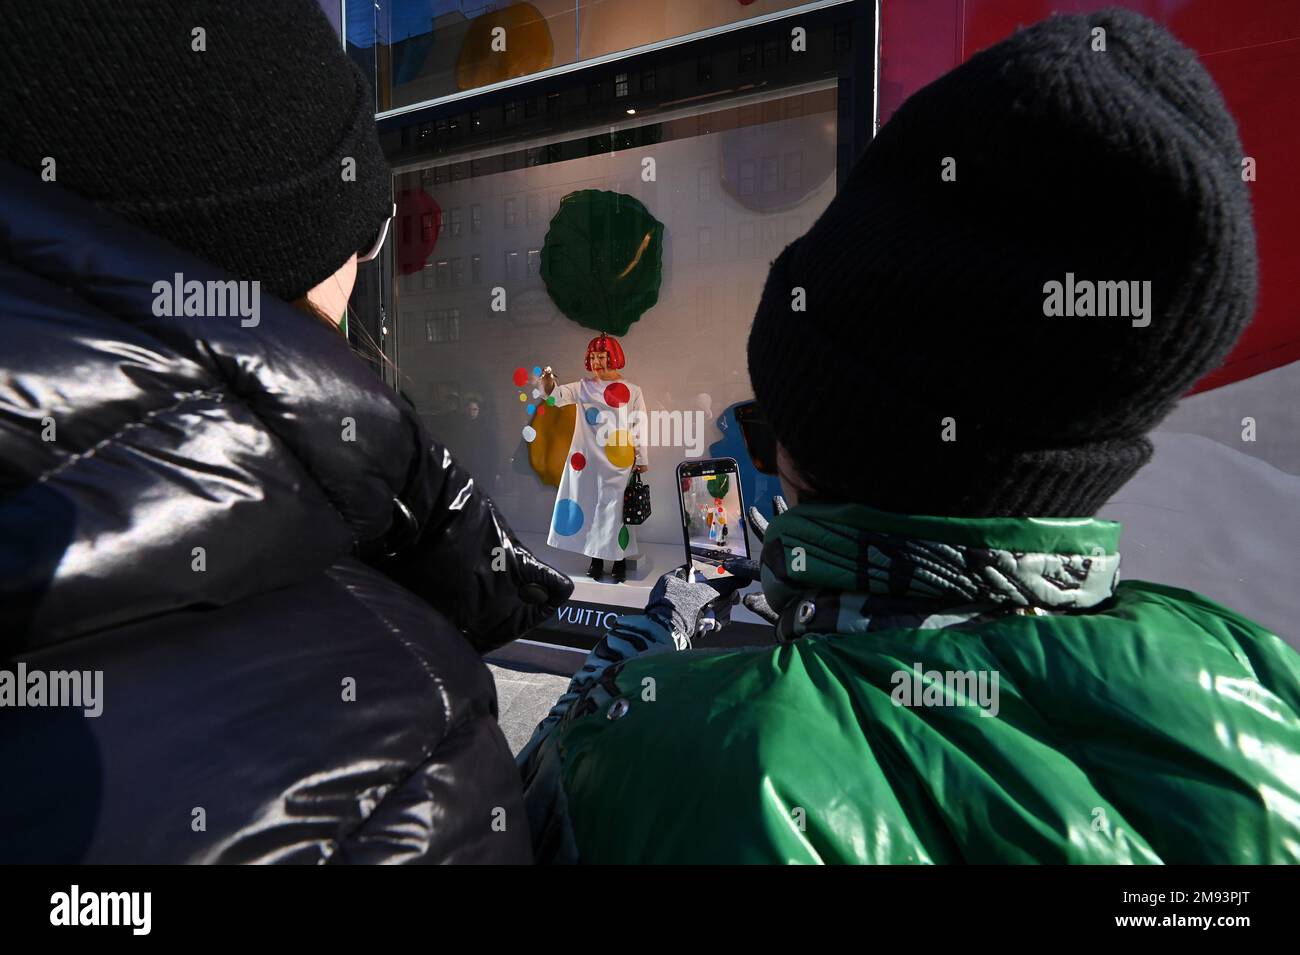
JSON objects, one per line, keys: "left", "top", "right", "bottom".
{"left": 546, "top": 376, "right": 647, "bottom": 562}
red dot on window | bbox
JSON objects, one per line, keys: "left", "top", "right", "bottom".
{"left": 512, "top": 367, "right": 529, "bottom": 387}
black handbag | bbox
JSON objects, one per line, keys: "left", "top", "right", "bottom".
{"left": 623, "top": 471, "right": 652, "bottom": 525}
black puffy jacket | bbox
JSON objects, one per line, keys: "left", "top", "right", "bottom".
{"left": 0, "top": 163, "right": 573, "bottom": 863}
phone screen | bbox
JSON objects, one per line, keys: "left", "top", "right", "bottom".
{"left": 677, "top": 458, "right": 749, "bottom": 579}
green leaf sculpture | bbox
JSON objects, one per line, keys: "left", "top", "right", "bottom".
{"left": 540, "top": 189, "right": 665, "bottom": 335}
{"left": 706, "top": 473, "right": 731, "bottom": 500}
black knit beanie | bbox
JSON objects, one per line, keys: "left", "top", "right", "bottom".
{"left": 749, "top": 8, "right": 1257, "bottom": 517}
{"left": 0, "top": 0, "right": 391, "bottom": 303}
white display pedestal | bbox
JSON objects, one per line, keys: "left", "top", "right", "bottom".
{"left": 493, "top": 531, "right": 773, "bottom": 673}
{"left": 516, "top": 531, "right": 680, "bottom": 608}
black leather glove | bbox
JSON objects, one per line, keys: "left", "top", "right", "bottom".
{"left": 645, "top": 567, "right": 746, "bottom": 648}
{"left": 721, "top": 495, "right": 788, "bottom": 624}
{"left": 365, "top": 441, "right": 574, "bottom": 654}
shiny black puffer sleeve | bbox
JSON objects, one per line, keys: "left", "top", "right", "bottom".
{"left": 0, "top": 159, "right": 570, "bottom": 654}
{"left": 366, "top": 433, "right": 575, "bottom": 654}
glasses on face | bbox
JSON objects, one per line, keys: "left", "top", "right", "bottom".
{"left": 358, "top": 203, "right": 396, "bottom": 263}
{"left": 735, "top": 400, "right": 778, "bottom": 475}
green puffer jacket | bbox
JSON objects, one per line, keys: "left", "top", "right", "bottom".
{"left": 519, "top": 504, "right": 1300, "bottom": 863}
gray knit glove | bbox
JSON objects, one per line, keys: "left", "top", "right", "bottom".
{"left": 645, "top": 568, "right": 745, "bottom": 649}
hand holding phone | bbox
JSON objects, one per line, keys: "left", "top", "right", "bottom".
{"left": 647, "top": 565, "right": 746, "bottom": 646}
{"left": 676, "top": 457, "right": 750, "bottom": 580}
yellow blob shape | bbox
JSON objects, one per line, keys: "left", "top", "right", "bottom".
{"left": 457, "top": 3, "right": 554, "bottom": 92}
{"left": 604, "top": 430, "right": 635, "bottom": 469}
{"left": 526, "top": 404, "right": 576, "bottom": 487}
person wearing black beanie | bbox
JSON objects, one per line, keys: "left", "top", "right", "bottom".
{"left": 0, "top": 0, "right": 573, "bottom": 863}
{"left": 517, "top": 9, "right": 1300, "bottom": 865}
{"left": 0, "top": 0, "right": 393, "bottom": 309}
{"left": 749, "top": 6, "right": 1257, "bottom": 518}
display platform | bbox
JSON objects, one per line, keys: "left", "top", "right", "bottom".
{"left": 517, "top": 531, "right": 682, "bottom": 607}
{"left": 491, "top": 531, "right": 776, "bottom": 672}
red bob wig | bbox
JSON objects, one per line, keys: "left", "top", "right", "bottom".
{"left": 584, "top": 333, "right": 626, "bottom": 371}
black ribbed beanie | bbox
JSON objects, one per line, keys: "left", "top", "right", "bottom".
{"left": 0, "top": 0, "right": 391, "bottom": 303}
{"left": 748, "top": 8, "right": 1258, "bottom": 517}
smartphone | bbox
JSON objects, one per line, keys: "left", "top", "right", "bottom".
{"left": 676, "top": 458, "right": 750, "bottom": 579}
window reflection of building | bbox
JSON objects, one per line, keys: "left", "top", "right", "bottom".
{"left": 738, "top": 221, "right": 755, "bottom": 256}
{"left": 738, "top": 159, "right": 755, "bottom": 196}
{"left": 739, "top": 42, "right": 756, "bottom": 73}
{"left": 763, "top": 38, "right": 781, "bottom": 68}
{"left": 696, "top": 285, "right": 712, "bottom": 321}
{"left": 424, "top": 309, "right": 460, "bottom": 343}
{"left": 784, "top": 152, "right": 802, "bottom": 190}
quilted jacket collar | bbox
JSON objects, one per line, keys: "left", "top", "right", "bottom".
{"left": 759, "top": 504, "right": 1123, "bottom": 640}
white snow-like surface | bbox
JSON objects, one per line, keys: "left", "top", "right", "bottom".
{"left": 1100, "top": 430, "right": 1299, "bottom": 650}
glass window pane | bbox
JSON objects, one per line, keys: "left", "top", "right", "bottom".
{"left": 352, "top": 0, "right": 816, "bottom": 112}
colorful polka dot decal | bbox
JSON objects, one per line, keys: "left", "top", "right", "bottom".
{"left": 570, "top": 452, "right": 586, "bottom": 471}
{"left": 603, "top": 381, "right": 630, "bottom": 409}
{"left": 584, "top": 406, "right": 601, "bottom": 426}
{"left": 618, "top": 525, "right": 630, "bottom": 550}
{"left": 512, "top": 361, "right": 550, "bottom": 438}
{"left": 552, "top": 498, "right": 584, "bottom": 536}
